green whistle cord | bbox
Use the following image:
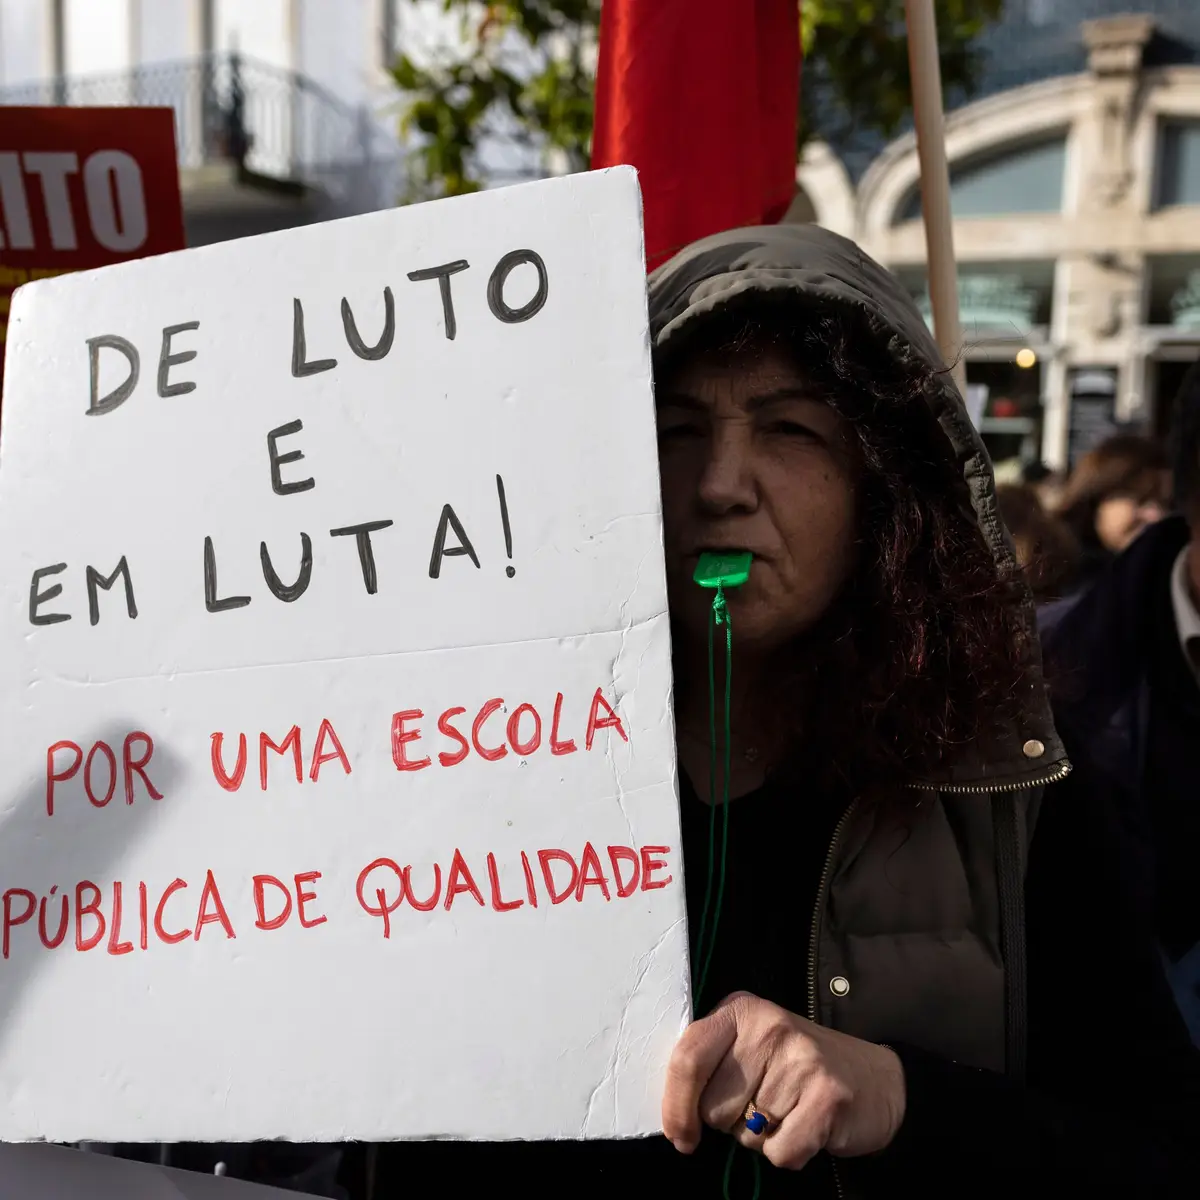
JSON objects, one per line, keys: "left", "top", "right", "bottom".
{"left": 693, "top": 580, "right": 733, "bottom": 1009}
{"left": 724, "top": 1142, "right": 762, "bottom": 1200}
{"left": 687, "top": 583, "right": 759, "bottom": 1200}
{"left": 690, "top": 554, "right": 758, "bottom": 1200}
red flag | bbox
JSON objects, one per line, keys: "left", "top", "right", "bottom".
{"left": 591, "top": 0, "right": 801, "bottom": 271}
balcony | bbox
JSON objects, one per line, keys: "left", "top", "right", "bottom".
{"left": 0, "top": 52, "right": 403, "bottom": 245}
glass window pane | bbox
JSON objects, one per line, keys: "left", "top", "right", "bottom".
{"left": 897, "top": 137, "right": 1066, "bottom": 222}
{"left": 1157, "top": 121, "right": 1200, "bottom": 208}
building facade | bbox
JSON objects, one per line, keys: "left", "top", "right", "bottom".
{"left": 794, "top": 2, "right": 1200, "bottom": 474}
{"left": 0, "top": 0, "right": 407, "bottom": 245}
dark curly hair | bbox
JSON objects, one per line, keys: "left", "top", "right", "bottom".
{"left": 657, "top": 299, "right": 1029, "bottom": 793}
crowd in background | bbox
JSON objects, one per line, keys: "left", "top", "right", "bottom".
{"left": 1005, "top": 360, "right": 1200, "bottom": 1041}
{"left": 998, "top": 433, "right": 1172, "bottom": 607}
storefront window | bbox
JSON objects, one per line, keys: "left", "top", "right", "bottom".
{"left": 1147, "top": 255, "right": 1200, "bottom": 327}
{"left": 896, "top": 262, "right": 1054, "bottom": 338}
{"left": 890, "top": 264, "right": 1052, "bottom": 473}
{"left": 966, "top": 358, "right": 1045, "bottom": 476}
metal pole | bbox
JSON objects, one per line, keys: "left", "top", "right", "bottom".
{"left": 904, "top": 0, "right": 967, "bottom": 397}
{"left": 50, "top": 0, "right": 66, "bottom": 104}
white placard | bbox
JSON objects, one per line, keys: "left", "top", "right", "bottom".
{"left": 0, "top": 167, "right": 689, "bottom": 1143}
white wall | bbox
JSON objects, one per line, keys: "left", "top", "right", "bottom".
{"left": 215, "top": 0, "right": 288, "bottom": 66}
{"left": 0, "top": 0, "right": 46, "bottom": 87}
{"left": 299, "top": 0, "right": 370, "bottom": 108}
{"left": 64, "top": 0, "right": 129, "bottom": 75}
{"left": 137, "top": 0, "right": 191, "bottom": 63}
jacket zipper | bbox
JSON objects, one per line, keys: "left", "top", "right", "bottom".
{"left": 904, "top": 758, "right": 1072, "bottom": 795}
{"left": 806, "top": 798, "right": 858, "bottom": 1024}
{"left": 807, "top": 798, "right": 857, "bottom": 1200}
{"left": 804, "top": 757, "right": 1070, "bottom": 1198}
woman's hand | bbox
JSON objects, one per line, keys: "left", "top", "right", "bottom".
{"left": 662, "top": 991, "right": 906, "bottom": 1169}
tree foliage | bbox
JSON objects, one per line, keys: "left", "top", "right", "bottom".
{"left": 393, "top": 0, "right": 1004, "bottom": 201}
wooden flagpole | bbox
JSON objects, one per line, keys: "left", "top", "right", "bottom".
{"left": 904, "top": 0, "right": 968, "bottom": 397}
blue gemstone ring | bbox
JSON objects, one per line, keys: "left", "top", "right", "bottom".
{"left": 743, "top": 1101, "right": 774, "bottom": 1136}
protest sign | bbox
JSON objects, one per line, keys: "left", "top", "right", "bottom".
{"left": 0, "top": 107, "right": 186, "bottom": 406}
{"left": 0, "top": 166, "right": 689, "bottom": 1143}
{"left": 0, "top": 1143, "right": 301, "bottom": 1199}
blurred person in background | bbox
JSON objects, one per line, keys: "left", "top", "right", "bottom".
{"left": 1041, "top": 363, "right": 1200, "bottom": 1043}
{"left": 995, "top": 483, "right": 1080, "bottom": 604}
{"left": 1020, "top": 461, "right": 1068, "bottom": 513}
{"left": 1056, "top": 434, "right": 1170, "bottom": 596}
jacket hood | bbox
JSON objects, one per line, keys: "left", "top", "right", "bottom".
{"left": 647, "top": 223, "right": 1066, "bottom": 792}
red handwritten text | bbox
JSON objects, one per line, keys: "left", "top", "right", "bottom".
{"left": 355, "top": 841, "right": 672, "bottom": 937}
{"left": 2, "top": 871, "right": 236, "bottom": 959}
{"left": 389, "top": 688, "right": 627, "bottom": 772}
{"left": 210, "top": 719, "right": 352, "bottom": 792}
{"left": 45, "top": 731, "right": 162, "bottom": 816}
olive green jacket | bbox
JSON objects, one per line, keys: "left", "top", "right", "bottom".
{"left": 647, "top": 225, "right": 1070, "bottom": 1086}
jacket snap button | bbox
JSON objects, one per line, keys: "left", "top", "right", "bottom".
{"left": 1022, "top": 739, "right": 1045, "bottom": 758}
{"left": 829, "top": 976, "right": 850, "bottom": 997}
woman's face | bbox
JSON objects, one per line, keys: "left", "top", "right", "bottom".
{"left": 1094, "top": 489, "right": 1168, "bottom": 553}
{"left": 657, "top": 340, "right": 858, "bottom": 655}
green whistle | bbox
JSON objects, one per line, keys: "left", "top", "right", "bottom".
{"left": 693, "top": 550, "right": 753, "bottom": 589}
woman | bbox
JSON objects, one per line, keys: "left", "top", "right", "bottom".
{"left": 348, "top": 227, "right": 1200, "bottom": 1195}
{"left": 1056, "top": 433, "right": 1170, "bottom": 594}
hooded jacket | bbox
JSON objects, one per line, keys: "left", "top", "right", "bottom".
{"left": 648, "top": 225, "right": 1067, "bottom": 1081}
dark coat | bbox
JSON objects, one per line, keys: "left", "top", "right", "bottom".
{"left": 1041, "top": 513, "right": 1200, "bottom": 1040}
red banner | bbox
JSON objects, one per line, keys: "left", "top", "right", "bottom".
{"left": 0, "top": 107, "right": 185, "bottom": 400}
{"left": 592, "top": 0, "right": 801, "bottom": 272}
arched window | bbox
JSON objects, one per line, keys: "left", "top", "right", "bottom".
{"left": 1156, "top": 121, "right": 1200, "bottom": 209}
{"left": 895, "top": 135, "right": 1067, "bottom": 223}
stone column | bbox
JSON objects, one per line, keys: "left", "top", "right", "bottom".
{"left": 1049, "top": 14, "right": 1155, "bottom": 465}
